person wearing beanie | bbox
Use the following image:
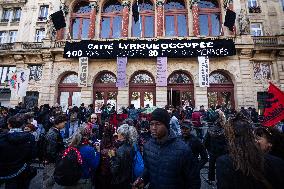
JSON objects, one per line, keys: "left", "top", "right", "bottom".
{"left": 133, "top": 108, "right": 200, "bottom": 189}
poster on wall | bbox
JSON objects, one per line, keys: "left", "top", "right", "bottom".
{"left": 116, "top": 57, "right": 127, "bottom": 88}
{"left": 64, "top": 38, "right": 236, "bottom": 59}
{"left": 156, "top": 57, "right": 167, "bottom": 87}
{"left": 198, "top": 56, "right": 210, "bottom": 87}
{"left": 8, "top": 72, "right": 18, "bottom": 99}
{"left": 78, "top": 57, "right": 88, "bottom": 87}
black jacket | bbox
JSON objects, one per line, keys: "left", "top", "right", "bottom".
{"left": 142, "top": 131, "right": 200, "bottom": 189}
{"left": 110, "top": 141, "right": 133, "bottom": 187}
{"left": 183, "top": 134, "right": 208, "bottom": 170}
{"left": 204, "top": 126, "right": 227, "bottom": 157}
{"left": 216, "top": 154, "right": 284, "bottom": 189}
{"left": 0, "top": 131, "right": 36, "bottom": 177}
{"left": 45, "top": 127, "right": 64, "bottom": 163}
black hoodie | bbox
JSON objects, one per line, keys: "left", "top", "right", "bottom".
{"left": 0, "top": 131, "right": 36, "bottom": 177}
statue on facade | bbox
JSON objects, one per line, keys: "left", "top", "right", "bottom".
{"left": 238, "top": 8, "right": 250, "bottom": 35}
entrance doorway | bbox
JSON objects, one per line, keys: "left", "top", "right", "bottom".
{"left": 167, "top": 71, "right": 194, "bottom": 107}
{"left": 129, "top": 71, "right": 156, "bottom": 108}
{"left": 208, "top": 71, "right": 234, "bottom": 109}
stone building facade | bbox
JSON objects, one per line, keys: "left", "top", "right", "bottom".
{"left": 0, "top": 0, "right": 284, "bottom": 113}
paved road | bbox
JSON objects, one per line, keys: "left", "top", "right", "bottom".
{"left": 0, "top": 164, "right": 216, "bottom": 189}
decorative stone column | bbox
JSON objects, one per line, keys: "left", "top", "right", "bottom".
{"left": 192, "top": 2, "right": 200, "bottom": 36}
{"left": 121, "top": 1, "right": 130, "bottom": 37}
{"left": 156, "top": 0, "right": 164, "bottom": 37}
{"left": 89, "top": 1, "right": 98, "bottom": 39}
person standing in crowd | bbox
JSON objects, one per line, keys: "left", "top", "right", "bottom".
{"left": 55, "top": 125, "right": 100, "bottom": 188}
{"left": 95, "top": 126, "right": 115, "bottom": 189}
{"left": 108, "top": 124, "right": 136, "bottom": 189}
{"left": 0, "top": 108, "right": 9, "bottom": 133}
{"left": 69, "top": 107, "right": 79, "bottom": 137}
{"left": 86, "top": 113, "right": 100, "bottom": 141}
{"left": 43, "top": 114, "right": 67, "bottom": 189}
{"left": 191, "top": 108, "right": 203, "bottom": 140}
{"left": 101, "top": 104, "right": 111, "bottom": 126}
{"left": 79, "top": 103, "right": 87, "bottom": 124}
{"left": 216, "top": 113, "right": 284, "bottom": 189}
{"left": 251, "top": 108, "right": 259, "bottom": 124}
{"left": 204, "top": 105, "right": 227, "bottom": 185}
{"left": 38, "top": 104, "right": 51, "bottom": 134}
{"left": 181, "top": 121, "right": 208, "bottom": 170}
{"left": 133, "top": 108, "right": 200, "bottom": 189}
{"left": 169, "top": 109, "right": 182, "bottom": 137}
{"left": 254, "top": 126, "right": 284, "bottom": 160}
{"left": 0, "top": 115, "right": 37, "bottom": 189}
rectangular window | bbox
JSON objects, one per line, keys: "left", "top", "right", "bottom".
{"left": 82, "top": 19, "right": 90, "bottom": 39}
{"left": 101, "top": 17, "right": 111, "bottom": 38}
{"left": 251, "top": 23, "right": 263, "bottom": 36}
{"left": 0, "top": 66, "right": 16, "bottom": 86}
{"left": 144, "top": 16, "right": 154, "bottom": 37}
{"left": 199, "top": 14, "right": 209, "bottom": 36}
{"left": 12, "top": 8, "right": 21, "bottom": 22}
{"left": 38, "top": 5, "right": 49, "bottom": 21}
{"left": 165, "top": 15, "right": 175, "bottom": 36}
{"left": 253, "top": 62, "right": 272, "bottom": 80}
{"left": 1, "top": 9, "right": 11, "bottom": 22}
{"left": 112, "top": 16, "right": 122, "bottom": 38}
{"left": 35, "top": 29, "right": 45, "bottom": 42}
{"left": 9, "top": 31, "right": 17, "bottom": 43}
{"left": 0, "top": 31, "right": 8, "bottom": 44}
{"left": 248, "top": 0, "right": 258, "bottom": 7}
{"left": 177, "top": 15, "right": 187, "bottom": 37}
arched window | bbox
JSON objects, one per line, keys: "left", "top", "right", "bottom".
{"left": 167, "top": 71, "right": 194, "bottom": 107}
{"left": 58, "top": 73, "right": 81, "bottom": 111}
{"left": 198, "top": 0, "right": 221, "bottom": 36}
{"left": 93, "top": 71, "right": 117, "bottom": 113}
{"left": 129, "top": 71, "right": 155, "bottom": 108}
{"left": 208, "top": 71, "right": 234, "bottom": 109}
{"left": 71, "top": 1, "right": 92, "bottom": 39}
{"left": 165, "top": 0, "right": 187, "bottom": 37}
{"left": 101, "top": 0, "right": 123, "bottom": 38}
{"left": 132, "top": 0, "right": 154, "bottom": 38}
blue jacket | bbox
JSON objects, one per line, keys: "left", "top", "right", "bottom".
{"left": 142, "top": 131, "right": 200, "bottom": 189}
{"left": 79, "top": 145, "right": 100, "bottom": 179}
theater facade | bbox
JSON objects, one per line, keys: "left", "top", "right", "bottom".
{"left": 0, "top": 0, "right": 284, "bottom": 113}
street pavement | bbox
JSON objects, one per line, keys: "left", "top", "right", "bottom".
{"left": 0, "top": 164, "right": 216, "bottom": 189}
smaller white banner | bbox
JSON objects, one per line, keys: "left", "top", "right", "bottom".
{"left": 198, "top": 56, "right": 210, "bottom": 87}
{"left": 17, "top": 68, "right": 30, "bottom": 97}
{"left": 78, "top": 57, "right": 88, "bottom": 87}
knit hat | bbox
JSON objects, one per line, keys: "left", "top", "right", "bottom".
{"left": 151, "top": 108, "right": 170, "bottom": 130}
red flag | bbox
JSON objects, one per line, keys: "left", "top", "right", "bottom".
{"left": 262, "top": 82, "right": 284, "bottom": 127}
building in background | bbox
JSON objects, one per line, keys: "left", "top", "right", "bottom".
{"left": 0, "top": 0, "right": 284, "bottom": 113}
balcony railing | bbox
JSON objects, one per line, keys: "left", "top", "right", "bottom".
{"left": 0, "top": 43, "right": 14, "bottom": 50}
{"left": 11, "top": 18, "right": 20, "bottom": 22}
{"left": 253, "top": 36, "right": 278, "bottom": 47}
{"left": 249, "top": 6, "right": 262, "bottom": 13}
{"left": 21, "top": 42, "right": 43, "bottom": 49}
{"left": 0, "top": 18, "right": 9, "bottom": 23}
{"left": 37, "top": 17, "right": 47, "bottom": 22}
{"left": 53, "top": 41, "right": 66, "bottom": 48}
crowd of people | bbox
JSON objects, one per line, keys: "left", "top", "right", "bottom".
{"left": 0, "top": 102, "right": 284, "bottom": 189}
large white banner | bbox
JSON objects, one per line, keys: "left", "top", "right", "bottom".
{"left": 17, "top": 68, "right": 30, "bottom": 97}
{"left": 198, "top": 56, "right": 210, "bottom": 87}
{"left": 78, "top": 57, "right": 88, "bottom": 87}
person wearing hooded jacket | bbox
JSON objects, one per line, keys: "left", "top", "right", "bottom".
{"left": 133, "top": 108, "right": 200, "bottom": 189}
{"left": 0, "top": 115, "right": 36, "bottom": 189}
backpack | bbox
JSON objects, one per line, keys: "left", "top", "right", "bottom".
{"left": 132, "top": 144, "right": 144, "bottom": 180}
{"left": 54, "top": 147, "right": 83, "bottom": 186}
{"left": 37, "top": 133, "right": 47, "bottom": 162}
{"left": 207, "top": 110, "right": 219, "bottom": 124}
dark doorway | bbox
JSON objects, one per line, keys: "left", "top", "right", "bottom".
{"left": 168, "top": 90, "right": 181, "bottom": 107}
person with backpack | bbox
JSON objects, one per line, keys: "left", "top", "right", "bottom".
{"left": 133, "top": 108, "right": 200, "bottom": 189}
{"left": 108, "top": 124, "right": 136, "bottom": 189}
{"left": 0, "top": 115, "right": 37, "bottom": 189}
{"left": 69, "top": 107, "right": 79, "bottom": 137}
{"left": 54, "top": 125, "right": 100, "bottom": 188}
{"left": 43, "top": 114, "right": 67, "bottom": 189}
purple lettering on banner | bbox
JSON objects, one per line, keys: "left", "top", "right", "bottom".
{"left": 156, "top": 57, "right": 167, "bottom": 87}
{"left": 116, "top": 57, "right": 127, "bottom": 88}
